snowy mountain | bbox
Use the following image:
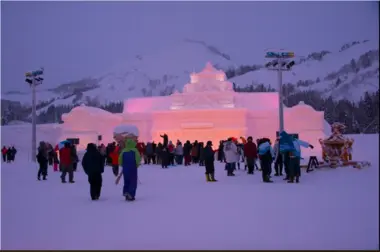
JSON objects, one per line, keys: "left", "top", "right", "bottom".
{"left": 1, "top": 39, "right": 378, "bottom": 113}
{"left": 230, "top": 39, "right": 379, "bottom": 102}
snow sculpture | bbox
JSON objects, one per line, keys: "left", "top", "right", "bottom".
{"left": 319, "top": 122, "right": 370, "bottom": 168}
{"left": 171, "top": 62, "right": 235, "bottom": 110}
{"left": 182, "top": 62, "right": 233, "bottom": 93}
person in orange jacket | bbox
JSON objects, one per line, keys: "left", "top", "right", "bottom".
{"left": 110, "top": 145, "right": 120, "bottom": 176}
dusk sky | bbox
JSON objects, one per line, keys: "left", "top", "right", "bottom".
{"left": 1, "top": 1, "right": 378, "bottom": 93}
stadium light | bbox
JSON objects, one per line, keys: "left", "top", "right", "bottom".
{"left": 25, "top": 67, "right": 44, "bottom": 162}
{"left": 264, "top": 51, "right": 295, "bottom": 132}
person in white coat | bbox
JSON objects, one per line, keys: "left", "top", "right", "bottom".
{"left": 174, "top": 142, "right": 184, "bottom": 165}
{"left": 223, "top": 138, "right": 239, "bottom": 176}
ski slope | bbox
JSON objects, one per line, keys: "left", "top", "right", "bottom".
{"left": 1, "top": 134, "right": 379, "bottom": 250}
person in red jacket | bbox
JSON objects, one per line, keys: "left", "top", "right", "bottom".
{"left": 110, "top": 145, "right": 120, "bottom": 176}
{"left": 244, "top": 136, "right": 258, "bottom": 174}
{"left": 59, "top": 142, "right": 74, "bottom": 183}
{"left": 168, "top": 141, "right": 175, "bottom": 166}
{"left": 2, "top": 146, "right": 7, "bottom": 162}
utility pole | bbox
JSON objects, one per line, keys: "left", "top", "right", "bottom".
{"left": 265, "top": 51, "right": 295, "bottom": 133}
{"left": 25, "top": 68, "right": 44, "bottom": 162}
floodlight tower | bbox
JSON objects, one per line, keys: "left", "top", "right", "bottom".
{"left": 265, "top": 51, "right": 295, "bottom": 132}
{"left": 25, "top": 68, "right": 44, "bottom": 162}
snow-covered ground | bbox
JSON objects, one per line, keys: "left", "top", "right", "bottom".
{"left": 1, "top": 134, "right": 379, "bottom": 250}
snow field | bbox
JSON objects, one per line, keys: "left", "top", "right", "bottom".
{"left": 0, "top": 134, "right": 378, "bottom": 250}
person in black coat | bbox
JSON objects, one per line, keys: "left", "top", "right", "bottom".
{"left": 156, "top": 143, "right": 163, "bottom": 165}
{"left": 183, "top": 141, "right": 192, "bottom": 166}
{"left": 10, "top": 146, "right": 17, "bottom": 162}
{"left": 160, "top": 134, "right": 168, "bottom": 148}
{"left": 204, "top": 141, "right": 217, "bottom": 182}
{"left": 217, "top": 141, "right": 225, "bottom": 163}
{"left": 37, "top": 142, "right": 49, "bottom": 180}
{"left": 82, "top": 143, "right": 105, "bottom": 200}
{"left": 151, "top": 141, "right": 157, "bottom": 164}
{"left": 161, "top": 147, "right": 170, "bottom": 168}
{"left": 6, "top": 147, "right": 12, "bottom": 163}
{"left": 199, "top": 142, "right": 205, "bottom": 166}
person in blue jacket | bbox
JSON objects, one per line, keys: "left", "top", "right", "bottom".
{"left": 279, "top": 131, "right": 314, "bottom": 183}
{"left": 115, "top": 130, "right": 141, "bottom": 201}
{"left": 257, "top": 138, "right": 275, "bottom": 183}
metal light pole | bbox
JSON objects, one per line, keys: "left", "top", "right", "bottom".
{"left": 265, "top": 51, "right": 295, "bottom": 133}
{"left": 32, "top": 78, "right": 37, "bottom": 162}
{"left": 25, "top": 68, "right": 44, "bottom": 162}
{"left": 277, "top": 58, "right": 285, "bottom": 132}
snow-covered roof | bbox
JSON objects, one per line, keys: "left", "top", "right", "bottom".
{"left": 72, "top": 105, "right": 118, "bottom": 117}
{"left": 62, "top": 104, "right": 121, "bottom": 122}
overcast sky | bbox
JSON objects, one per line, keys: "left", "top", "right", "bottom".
{"left": 1, "top": 1, "right": 378, "bottom": 92}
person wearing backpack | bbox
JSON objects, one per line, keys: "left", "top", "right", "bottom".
{"left": 258, "top": 138, "right": 274, "bottom": 183}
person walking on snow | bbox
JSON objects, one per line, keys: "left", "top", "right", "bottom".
{"left": 37, "top": 141, "right": 49, "bottom": 181}
{"left": 110, "top": 144, "right": 120, "bottom": 176}
{"left": 115, "top": 127, "right": 141, "bottom": 201}
{"left": 60, "top": 142, "right": 75, "bottom": 183}
{"left": 82, "top": 143, "right": 105, "bottom": 200}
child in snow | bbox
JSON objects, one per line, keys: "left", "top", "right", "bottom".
{"left": 115, "top": 126, "right": 141, "bottom": 201}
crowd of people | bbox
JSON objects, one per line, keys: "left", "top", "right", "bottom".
{"left": 36, "top": 141, "right": 79, "bottom": 182}
{"left": 2, "top": 146, "right": 17, "bottom": 163}
{"left": 32, "top": 129, "right": 313, "bottom": 202}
